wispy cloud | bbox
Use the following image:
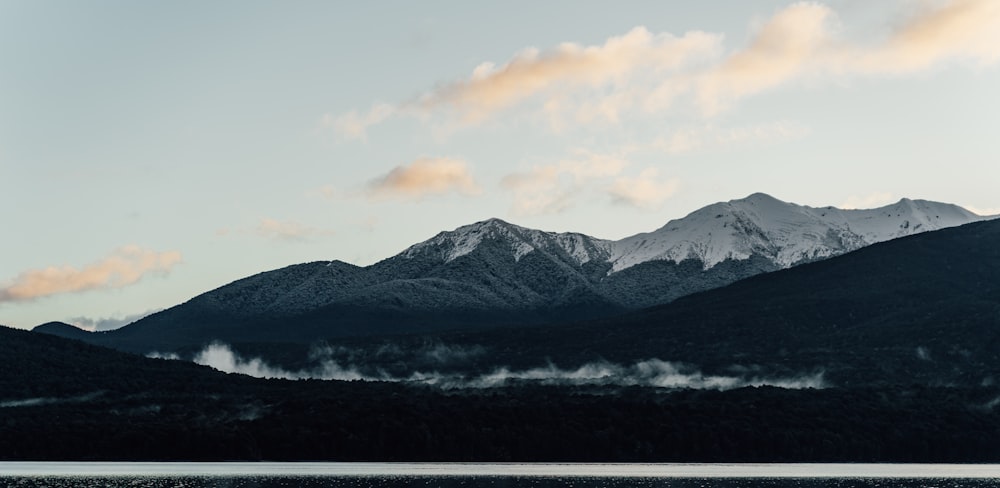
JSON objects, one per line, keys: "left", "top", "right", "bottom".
{"left": 0, "top": 246, "right": 182, "bottom": 302}
{"left": 694, "top": 0, "right": 1000, "bottom": 114}
{"left": 854, "top": 0, "right": 1000, "bottom": 74}
{"left": 609, "top": 168, "right": 680, "bottom": 209}
{"left": 218, "top": 218, "right": 335, "bottom": 241}
{"left": 410, "top": 27, "right": 719, "bottom": 124}
{"left": 653, "top": 121, "right": 810, "bottom": 154}
{"left": 321, "top": 103, "right": 395, "bottom": 141}
{"left": 192, "top": 343, "right": 368, "bottom": 381}
{"left": 256, "top": 218, "right": 333, "bottom": 241}
{"left": 367, "top": 157, "right": 482, "bottom": 200}
{"left": 175, "top": 343, "right": 826, "bottom": 391}
{"left": 328, "top": 1, "right": 1000, "bottom": 135}
{"left": 68, "top": 309, "right": 160, "bottom": 332}
{"left": 501, "top": 150, "right": 629, "bottom": 215}
{"left": 965, "top": 205, "right": 1000, "bottom": 217}
{"left": 694, "top": 2, "right": 835, "bottom": 115}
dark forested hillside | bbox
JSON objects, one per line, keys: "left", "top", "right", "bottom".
{"left": 4, "top": 325, "right": 1000, "bottom": 462}
{"left": 9, "top": 219, "right": 1000, "bottom": 461}
{"left": 277, "top": 218, "right": 1000, "bottom": 389}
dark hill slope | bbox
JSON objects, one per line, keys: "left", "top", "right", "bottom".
{"left": 0, "top": 325, "right": 229, "bottom": 399}
{"left": 31, "top": 321, "right": 94, "bottom": 342}
{"left": 463, "top": 218, "right": 1000, "bottom": 387}
{"left": 5, "top": 325, "right": 1000, "bottom": 462}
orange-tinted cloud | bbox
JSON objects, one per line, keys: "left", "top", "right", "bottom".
{"left": 415, "top": 27, "right": 720, "bottom": 123}
{"left": 861, "top": 0, "right": 1000, "bottom": 73}
{"left": 609, "top": 168, "right": 680, "bottom": 209}
{"left": 696, "top": 0, "right": 1000, "bottom": 113}
{"left": 0, "top": 246, "right": 182, "bottom": 302}
{"left": 695, "top": 2, "right": 834, "bottom": 114}
{"left": 367, "top": 157, "right": 481, "bottom": 199}
{"left": 331, "top": 1, "right": 1000, "bottom": 133}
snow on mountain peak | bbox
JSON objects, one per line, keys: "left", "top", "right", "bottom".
{"left": 397, "top": 194, "right": 984, "bottom": 275}
{"left": 401, "top": 218, "right": 611, "bottom": 265}
{"left": 608, "top": 193, "right": 985, "bottom": 272}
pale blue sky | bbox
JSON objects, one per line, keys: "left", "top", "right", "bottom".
{"left": 2, "top": 0, "right": 998, "bottom": 330}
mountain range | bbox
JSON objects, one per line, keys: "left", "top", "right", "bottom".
{"left": 37, "top": 193, "right": 987, "bottom": 354}
{"left": 10, "top": 192, "right": 1000, "bottom": 461}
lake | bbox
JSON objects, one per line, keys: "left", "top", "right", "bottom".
{"left": 1, "top": 463, "right": 999, "bottom": 487}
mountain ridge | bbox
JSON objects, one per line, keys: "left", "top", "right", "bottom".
{"left": 37, "top": 193, "right": 990, "bottom": 352}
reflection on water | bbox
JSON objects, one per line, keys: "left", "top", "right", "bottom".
{"left": 1, "top": 465, "right": 999, "bottom": 488}
{"left": 3, "top": 477, "right": 1000, "bottom": 488}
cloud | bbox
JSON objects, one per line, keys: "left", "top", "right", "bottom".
{"left": 367, "top": 157, "right": 482, "bottom": 200}
{"left": 695, "top": 2, "right": 835, "bottom": 114}
{"left": 0, "top": 246, "right": 182, "bottom": 302}
{"left": 322, "top": 103, "right": 395, "bottom": 141}
{"left": 462, "top": 359, "right": 825, "bottom": 390}
{"left": 0, "top": 392, "right": 104, "bottom": 409}
{"left": 965, "top": 205, "right": 1000, "bottom": 217}
{"left": 192, "top": 343, "right": 369, "bottom": 381}
{"left": 68, "top": 309, "right": 160, "bottom": 332}
{"left": 609, "top": 168, "right": 680, "bottom": 209}
{"left": 653, "top": 121, "right": 810, "bottom": 154}
{"left": 501, "top": 151, "right": 629, "bottom": 215}
{"left": 147, "top": 351, "right": 181, "bottom": 361}
{"left": 856, "top": 0, "right": 1000, "bottom": 74}
{"left": 330, "top": 1, "right": 1000, "bottom": 134}
{"left": 219, "top": 218, "right": 335, "bottom": 242}
{"left": 412, "top": 27, "right": 720, "bottom": 124}
{"left": 840, "top": 192, "right": 895, "bottom": 209}
{"left": 256, "top": 218, "right": 332, "bottom": 241}
{"left": 169, "top": 343, "right": 827, "bottom": 391}
{"left": 694, "top": 0, "right": 1000, "bottom": 114}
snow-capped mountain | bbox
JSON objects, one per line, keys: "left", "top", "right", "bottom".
{"left": 400, "top": 218, "right": 612, "bottom": 266}
{"left": 608, "top": 193, "right": 983, "bottom": 272}
{"left": 399, "top": 192, "right": 984, "bottom": 273}
{"left": 56, "top": 193, "right": 990, "bottom": 352}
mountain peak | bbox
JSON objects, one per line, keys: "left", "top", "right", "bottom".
{"left": 735, "top": 192, "right": 781, "bottom": 204}
{"left": 32, "top": 321, "right": 93, "bottom": 340}
{"left": 608, "top": 194, "right": 985, "bottom": 272}
{"left": 400, "top": 218, "right": 610, "bottom": 266}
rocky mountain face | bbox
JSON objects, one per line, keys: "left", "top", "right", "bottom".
{"left": 38, "top": 193, "right": 988, "bottom": 352}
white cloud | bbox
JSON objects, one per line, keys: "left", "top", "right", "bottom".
{"left": 192, "top": 343, "right": 368, "bottom": 381}
{"left": 321, "top": 103, "right": 395, "bottom": 141}
{"left": 176, "top": 343, "right": 827, "bottom": 390}
{"left": 501, "top": 151, "right": 629, "bottom": 215}
{"left": 68, "top": 309, "right": 160, "bottom": 332}
{"left": 0, "top": 246, "right": 182, "bottom": 302}
{"left": 653, "top": 121, "right": 810, "bottom": 154}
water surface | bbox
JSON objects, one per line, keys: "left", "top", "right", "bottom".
{"left": 2, "top": 463, "right": 999, "bottom": 487}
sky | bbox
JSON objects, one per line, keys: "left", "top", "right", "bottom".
{"left": 2, "top": 0, "right": 999, "bottom": 331}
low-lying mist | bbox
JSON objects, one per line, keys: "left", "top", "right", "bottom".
{"left": 150, "top": 342, "right": 826, "bottom": 390}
